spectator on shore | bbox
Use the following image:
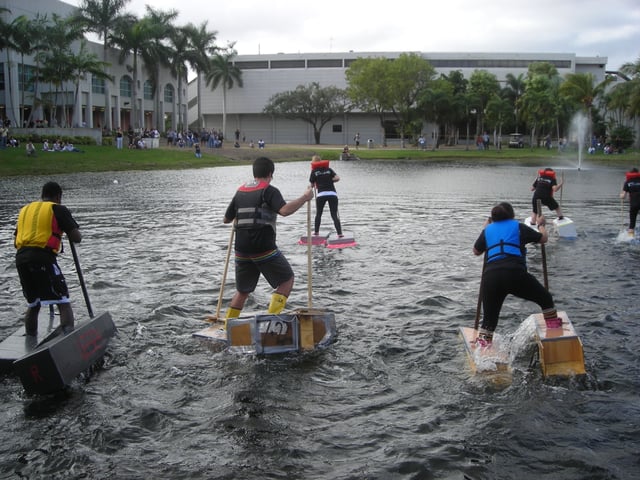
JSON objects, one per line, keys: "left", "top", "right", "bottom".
{"left": 26, "top": 141, "right": 37, "bottom": 157}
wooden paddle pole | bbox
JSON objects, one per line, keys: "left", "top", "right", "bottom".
{"left": 69, "top": 241, "right": 94, "bottom": 319}
{"left": 213, "top": 224, "right": 235, "bottom": 321}
{"left": 307, "top": 197, "right": 313, "bottom": 308}
{"left": 537, "top": 199, "right": 549, "bottom": 290}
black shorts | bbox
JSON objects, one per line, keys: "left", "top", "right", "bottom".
{"left": 235, "top": 251, "right": 294, "bottom": 293}
{"left": 17, "top": 261, "right": 70, "bottom": 307}
{"left": 532, "top": 195, "right": 559, "bottom": 212}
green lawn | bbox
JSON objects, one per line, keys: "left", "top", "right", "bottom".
{"left": 1, "top": 143, "right": 638, "bottom": 177}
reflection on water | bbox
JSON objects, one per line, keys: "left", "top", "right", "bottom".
{"left": 0, "top": 158, "right": 638, "bottom": 479}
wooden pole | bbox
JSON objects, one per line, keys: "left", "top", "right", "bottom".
{"left": 307, "top": 197, "right": 313, "bottom": 308}
{"left": 537, "top": 199, "right": 549, "bottom": 290}
{"left": 214, "top": 225, "right": 235, "bottom": 320}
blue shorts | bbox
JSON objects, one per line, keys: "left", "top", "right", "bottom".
{"left": 17, "top": 261, "right": 71, "bottom": 307}
{"left": 235, "top": 250, "right": 294, "bottom": 293}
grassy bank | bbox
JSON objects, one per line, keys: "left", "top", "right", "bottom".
{"left": 1, "top": 143, "right": 638, "bottom": 177}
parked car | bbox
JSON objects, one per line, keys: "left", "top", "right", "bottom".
{"left": 508, "top": 133, "right": 525, "bottom": 148}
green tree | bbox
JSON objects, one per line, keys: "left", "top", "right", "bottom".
{"left": 619, "top": 57, "right": 640, "bottom": 117}
{"left": 72, "top": 0, "right": 132, "bottom": 131}
{"left": 467, "top": 70, "right": 500, "bottom": 135}
{"left": 388, "top": 53, "right": 437, "bottom": 147}
{"left": 69, "top": 40, "right": 113, "bottom": 127}
{"left": 205, "top": 49, "right": 243, "bottom": 139}
{"left": 111, "top": 12, "right": 160, "bottom": 130}
{"left": 167, "top": 25, "right": 191, "bottom": 132}
{"left": 485, "top": 93, "right": 513, "bottom": 147}
{"left": 184, "top": 22, "right": 218, "bottom": 130}
{"left": 140, "top": 6, "right": 178, "bottom": 132}
{"left": 0, "top": 13, "right": 22, "bottom": 126}
{"left": 503, "top": 73, "right": 525, "bottom": 132}
{"left": 35, "top": 14, "right": 84, "bottom": 126}
{"left": 346, "top": 57, "right": 394, "bottom": 145}
{"left": 519, "top": 62, "right": 561, "bottom": 147}
{"left": 263, "top": 82, "right": 348, "bottom": 144}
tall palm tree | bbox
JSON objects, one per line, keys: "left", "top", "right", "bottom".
{"left": 111, "top": 13, "right": 159, "bottom": 131}
{"left": 70, "top": 39, "right": 113, "bottom": 127}
{"left": 619, "top": 58, "right": 640, "bottom": 118}
{"left": 37, "top": 13, "right": 84, "bottom": 126}
{"left": 10, "top": 15, "right": 34, "bottom": 127}
{"left": 167, "top": 25, "right": 191, "bottom": 132}
{"left": 72, "top": 0, "right": 131, "bottom": 131}
{"left": 23, "top": 13, "right": 51, "bottom": 127}
{"left": 184, "top": 22, "right": 218, "bottom": 130}
{"left": 0, "top": 14, "right": 22, "bottom": 126}
{"left": 504, "top": 73, "right": 525, "bottom": 132}
{"left": 140, "top": 6, "right": 178, "bottom": 132}
{"left": 205, "top": 49, "right": 243, "bottom": 139}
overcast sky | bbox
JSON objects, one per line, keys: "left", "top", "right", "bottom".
{"left": 67, "top": 0, "right": 640, "bottom": 72}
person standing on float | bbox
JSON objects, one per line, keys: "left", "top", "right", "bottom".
{"left": 473, "top": 202, "right": 562, "bottom": 347}
{"left": 309, "top": 155, "right": 343, "bottom": 237}
{"left": 529, "top": 167, "right": 564, "bottom": 225}
{"left": 14, "top": 182, "right": 82, "bottom": 336}
{"left": 620, "top": 167, "right": 640, "bottom": 235}
{"left": 222, "top": 157, "right": 313, "bottom": 320}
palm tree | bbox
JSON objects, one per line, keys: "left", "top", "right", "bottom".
{"left": 69, "top": 40, "right": 113, "bottom": 127}
{"left": 72, "top": 0, "right": 131, "bottom": 132}
{"left": 140, "top": 6, "right": 178, "bottom": 132}
{"left": 205, "top": 49, "right": 243, "bottom": 140}
{"left": 618, "top": 58, "right": 640, "bottom": 118}
{"left": 167, "top": 25, "right": 191, "bottom": 132}
{"left": 32, "top": 13, "right": 83, "bottom": 127}
{"left": 23, "top": 13, "right": 51, "bottom": 127}
{"left": 111, "top": 13, "right": 159, "bottom": 131}
{"left": 504, "top": 73, "right": 525, "bottom": 132}
{"left": 0, "top": 14, "right": 22, "bottom": 126}
{"left": 184, "top": 22, "right": 218, "bottom": 130}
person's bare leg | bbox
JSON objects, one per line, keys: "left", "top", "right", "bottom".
{"left": 24, "top": 305, "right": 40, "bottom": 336}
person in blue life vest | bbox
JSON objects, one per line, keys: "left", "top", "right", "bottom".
{"left": 529, "top": 167, "right": 564, "bottom": 225}
{"left": 222, "top": 157, "right": 313, "bottom": 321}
{"left": 620, "top": 167, "right": 640, "bottom": 235}
{"left": 472, "top": 202, "right": 562, "bottom": 347}
{"left": 14, "top": 182, "right": 82, "bottom": 336}
{"left": 309, "top": 155, "right": 343, "bottom": 237}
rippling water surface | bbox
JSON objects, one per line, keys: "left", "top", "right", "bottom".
{"left": 0, "top": 157, "right": 639, "bottom": 479}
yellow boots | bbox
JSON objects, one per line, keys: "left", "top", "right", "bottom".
{"left": 267, "top": 293, "right": 287, "bottom": 314}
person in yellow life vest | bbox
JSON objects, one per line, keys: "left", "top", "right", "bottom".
{"left": 222, "top": 157, "right": 313, "bottom": 322}
{"left": 14, "top": 181, "right": 82, "bottom": 336}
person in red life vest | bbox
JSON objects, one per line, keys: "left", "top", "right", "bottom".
{"left": 620, "top": 167, "right": 640, "bottom": 235}
{"left": 14, "top": 182, "right": 82, "bottom": 336}
{"left": 222, "top": 157, "right": 313, "bottom": 320}
{"left": 309, "top": 155, "right": 343, "bottom": 237}
{"left": 529, "top": 167, "right": 564, "bottom": 225}
{"left": 472, "top": 202, "right": 562, "bottom": 347}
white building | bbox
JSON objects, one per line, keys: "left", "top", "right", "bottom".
{"left": 0, "top": 0, "right": 186, "bottom": 133}
{"left": 189, "top": 51, "right": 608, "bottom": 145}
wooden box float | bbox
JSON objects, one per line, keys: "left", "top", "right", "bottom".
{"left": 11, "top": 312, "right": 117, "bottom": 395}
{"left": 459, "top": 326, "right": 511, "bottom": 374}
{"left": 193, "top": 309, "right": 336, "bottom": 354}
{"left": 529, "top": 311, "right": 586, "bottom": 377}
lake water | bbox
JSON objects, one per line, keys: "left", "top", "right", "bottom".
{"left": 0, "top": 157, "right": 638, "bottom": 479}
